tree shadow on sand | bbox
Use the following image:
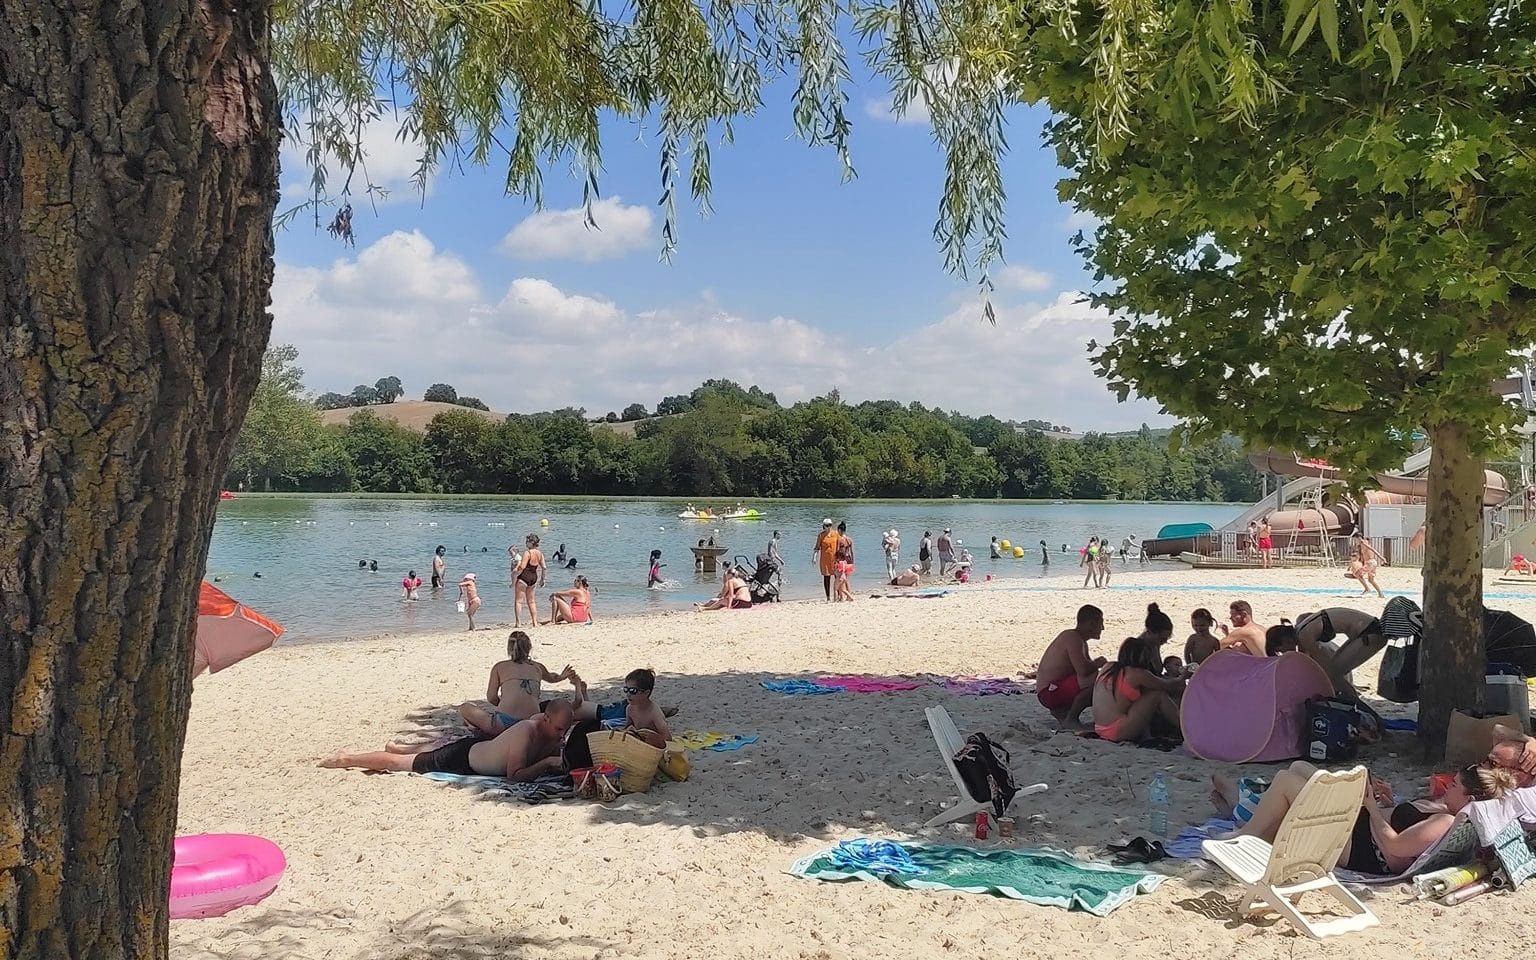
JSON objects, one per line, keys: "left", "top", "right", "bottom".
{"left": 357, "top": 667, "right": 1432, "bottom": 852}
{"left": 177, "top": 903, "right": 613, "bottom": 960}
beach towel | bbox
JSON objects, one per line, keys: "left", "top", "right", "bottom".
{"left": 825, "top": 840, "right": 928, "bottom": 876}
{"left": 788, "top": 842, "right": 1164, "bottom": 917}
{"left": 1383, "top": 718, "right": 1418, "bottom": 732}
{"left": 945, "top": 675, "right": 1035, "bottom": 696}
{"left": 761, "top": 679, "right": 842, "bottom": 696}
{"left": 672, "top": 731, "right": 760, "bottom": 752}
{"left": 1166, "top": 816, "right": 1238, "bottom": 860}
{"left": 874, "top": 588, "right": 950, "bottom": 599}
{"left": 422, "top": 772, "right": 573, "bottom": 804}
{"left": 819, "top": 674, "right": 924, "bottom": 693}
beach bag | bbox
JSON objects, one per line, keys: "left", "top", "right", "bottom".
{"left": 571, "top": 763, "right": 622, "bottom": 802}
{"left": 1305, "top": 697, "right": 1362, "bottom": 762}
{"left": 1445, "top": 709, "right": 1523, "bottom": 767}
{"left": 1377, "top": 636, "right": 1420, "bottom": 703}
{"left": 660, "top": 747, "right": 691, "bottom": 782}
{"left": 954, "top": 733, "right": 1018, "bottom": 819}
{"left": 587, "top": 728, "right": 663, "bottom": 793}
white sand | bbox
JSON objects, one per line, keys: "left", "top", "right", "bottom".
{"left": 173, "top": 565, "right": 1536, "bottom": 960}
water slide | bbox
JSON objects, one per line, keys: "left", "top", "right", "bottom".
{"left": 1240, "top": 448, "right": 1510, "bottom": 523}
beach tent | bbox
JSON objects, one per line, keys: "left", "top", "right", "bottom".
{"left": 193, "top": 582, "right": 284, "bottom": 676}
{"left": 1182, "top": 651, "right": 1333, "bottom": 763}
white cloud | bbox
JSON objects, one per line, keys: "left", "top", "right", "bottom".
{"left": 279, "top": 111, "right": 432, "bottom": 205}
{"left": 994, "top": 265, "right": 1053, "bottom": 292}
{"left": 862, "top": 95, "right": 930, "bottom": 126}
{"left": 271, "top": 231, "right": 1164, "bottom": 428}
{"left": 1062, "top": 209, "right": 1099, "bottom": 231}
{"left": 499, "top": 196, "right": 654, "bottom": 262}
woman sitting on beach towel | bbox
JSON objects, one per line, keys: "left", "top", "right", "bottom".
{"left": 1091, "top": 637, "right": 1185, "bottom": 744}
{"left": 458, "top": 630, "right": 576, "bottom": 736}
{"left": 1212, "top": 761, "right": 1517, "bottom": 876}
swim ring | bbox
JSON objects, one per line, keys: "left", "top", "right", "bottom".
{"left": 170, "top": 834, "right": 286, "bottom": 920}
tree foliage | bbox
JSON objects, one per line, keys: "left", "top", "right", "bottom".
{"left": 228, "top": 359, "right": 1260, "bottom": 499}
{"left": 423, "top": 382, "right": 459, "bottom": 404}
{"left": 373, "top": 375, "right": 404, "bottom": 403}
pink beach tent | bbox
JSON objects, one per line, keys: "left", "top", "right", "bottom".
{"left": 1181, "top": 650, "right": 1333, "bottom": 763}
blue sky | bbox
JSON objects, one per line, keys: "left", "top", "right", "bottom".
{"left": 271, "top": 66, "right": 1170, "bottom": 430}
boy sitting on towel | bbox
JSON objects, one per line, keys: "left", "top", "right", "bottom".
{"left": 1037, "top": 604, "right": 1106, "bottom": 727}
{"left": 571, "top": 668, "right": 673, "bottom": 749}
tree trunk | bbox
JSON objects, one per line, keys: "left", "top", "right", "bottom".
{"left": 1418, "top": 420, "right": 1488, "bottom": 754}
{"left": 0, "top": 1, "right": 278, "bottom": 956}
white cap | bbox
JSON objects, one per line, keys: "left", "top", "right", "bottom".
{"left": 462, "top": 573, "right": 477, "bottom": 581}
{"left": 822, "top": 518, "right": 833, "bottom": 526}
{"left": 890, "top": 528, "right": 898, "bottom": 536}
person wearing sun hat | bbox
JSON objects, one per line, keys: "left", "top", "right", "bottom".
{"left": 814, "top": 519, "right": 840, "bottom": 601}
{"left": 457, "top": 572, "right": 481, "bottom": 631}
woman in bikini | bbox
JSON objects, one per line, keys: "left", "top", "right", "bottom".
{"left": 833, "top": 521, "right": 855, "bottom": 602}
{"left": 511, "top": 534, "right": 545, "bottom": 628}
{"left": 696, "top": 566, "right": 751, "bottom": 610}
{"left": 1211, "top": 761, "right": 1516, "bottom": 876}
{"left": 1348, "top": 536, "right": 1385, "bottom": 598}
{"left": 547, "top": 575, "right": 593, "bottom": 624}
{"left": 1091, "top": 636, "right": 1184, "bottom": 744}
{"left": 458, "top": 630, "right": 576, "bottom": 736}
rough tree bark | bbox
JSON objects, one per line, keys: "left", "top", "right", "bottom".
{"left": 0, "top": 0, "right": 278, "bottom": 957}
{"left": 1418, "top": 419, "right": 1488, "bottom": 753}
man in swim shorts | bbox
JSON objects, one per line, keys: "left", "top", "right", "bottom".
{"left": 1219, "top": 600, "right": 1267, "bottom": 657}
{"left": 320, "top": 700, "right": 575, "bottom": 781}
{"left": 1036, "top": 604, "right": 1106, "bottom": 726}
{"left": 431, "top": 545, "right": 446, "bottom": 590}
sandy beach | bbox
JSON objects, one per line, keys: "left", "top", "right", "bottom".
{"left": 173, "top": 564, "right": 1536, "bottom": 960}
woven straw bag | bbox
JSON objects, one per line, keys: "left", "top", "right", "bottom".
{"left": 587, "top": 728, "right": 663, "bottom": 793}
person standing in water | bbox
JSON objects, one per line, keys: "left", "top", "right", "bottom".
{"left": 883, "top": 529, "right": 901, "bottom": 582}
{"left": 1040, "top": 540, "right": 1050, "bottom": 575}
{"left": 431, "top": 545, "right": 446, "bottom": 590}
{"left": 648, "top": 549, "right": 666, "bottom": 588}
{"left": 918, "top": 531, "right": 933, "bottom": 576}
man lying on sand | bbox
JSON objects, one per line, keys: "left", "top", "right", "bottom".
{"left": 1037, "top": 604, "right": 1106, "bottom": 727}
{"left": 320, "top": 700, "right": 575, "bottom": 781}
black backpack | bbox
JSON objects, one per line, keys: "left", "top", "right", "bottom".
{"left": 954, "top": 733, "right": 1018, "bottom": 818}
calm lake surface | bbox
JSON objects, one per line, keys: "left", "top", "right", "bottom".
{"left": 207, "top": 497, "right": 1239, "bottom": 640}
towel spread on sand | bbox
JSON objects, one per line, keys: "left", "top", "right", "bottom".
{"left": 761, "top": 679, "right": 843, "bottom": 695}
{"left": 1166, "top": 816, "right": 1238, "bottom": 860}
{"left": 672, "top": 731, "right": 761, "bottom": 752}
{"left": 788, "top": 842, "right": 1164, "bottom": 916}
{"left": 945, "top": 675, "right": 1036, "bottom": 696}
{"left": 875, "top": 588, "right": 950, "bottom": 599}
{"left": 818, "top": 674, "right": 925, "bottom": 693}
{"left": 826, "top": 840, "right": 928, "bottom": 876}
{"left": 1383, "top": 718, "right": 1418, "bottom": 732}
{"left": 422, "top": 772, "right": 573, "bottom": 803}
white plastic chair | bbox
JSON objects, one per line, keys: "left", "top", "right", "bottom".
{"left": 1201, "top": 765, "right": 1378, "bottom": 939}
{"left": 923, "top": 706, "right": 1047, "bottom": 828}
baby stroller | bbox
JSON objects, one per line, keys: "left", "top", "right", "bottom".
{"left": 735, "top": 553, "right": 782, "bottom": 604}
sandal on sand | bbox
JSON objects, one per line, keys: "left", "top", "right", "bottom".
{"left": 1105, "top": 837, "right": 1167, "bottom": 865}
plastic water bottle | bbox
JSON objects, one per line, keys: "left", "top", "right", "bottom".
{"left": 1148, "top": 772, "right": 1170, "bottom": 838}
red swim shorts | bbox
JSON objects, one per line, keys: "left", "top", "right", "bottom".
{"left": 1037, "top": 673, "right": 1083, "bottom": 711}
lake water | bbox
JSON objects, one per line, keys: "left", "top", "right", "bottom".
{"left": 207, "top": 497, "right": 1238, "bottom": 641}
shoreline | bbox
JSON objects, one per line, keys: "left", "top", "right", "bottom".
{"left": 224, "top": 491, "right": 1249, "bottom": 507}
{"left": 174, "top": 564, "right": 1536, "bottom": 959}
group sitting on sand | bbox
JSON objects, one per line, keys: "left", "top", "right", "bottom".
{"left": 322, "top": 629, "right": 674, "bottom": 779}
{"left": 1036, "top": 597, "right": 1397, "bottom": 746}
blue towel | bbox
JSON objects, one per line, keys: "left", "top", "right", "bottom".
{"left": 709, "top": 734, "right": 760, "bottom": 751}
{"left": 827, "top": 839, "right": 927, "bottom": 876}
{"left": 1384, "top": 718, "right": 1417, "bottom": 732}
{"left": 761, "top": 679, "right": 842, "bottom": 695}
{"left": 1166, "top": 816, "right": 1238, "bottom": 860}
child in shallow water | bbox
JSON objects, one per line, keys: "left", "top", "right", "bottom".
{"left": 458, "top": 630, "right": 575, "bottom": 736}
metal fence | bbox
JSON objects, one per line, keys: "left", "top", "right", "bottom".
{"left": 1184, "top": 531, "right": 1424, "bottom": 569}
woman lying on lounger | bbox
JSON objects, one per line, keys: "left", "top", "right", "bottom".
{"left": 1090, "top": 636, "right": 1185, "bottom": 744}
{"left": 1213, "top": 761, "right": 1517, "bottom": 875}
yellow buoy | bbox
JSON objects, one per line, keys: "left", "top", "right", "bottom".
{"left": 1013, "top": 546, "right": 1025, "bottom": 558}
{"left": 1000, "top": 539, "right": 1012, "bottom": 552}
{"left": 540, "top": 518, "right": 549, "bottom": 526}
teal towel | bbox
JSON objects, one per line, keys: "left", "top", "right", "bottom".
{"left": 788, "top": 842, "right": 1164, "bottom": 916}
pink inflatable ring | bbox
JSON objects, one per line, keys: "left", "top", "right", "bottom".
{"left": 170, "top": 834, "right": 286, "bottom": 920}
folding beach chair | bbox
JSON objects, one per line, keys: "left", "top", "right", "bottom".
{"left": 1202, "top": 765, "right": 1377, "bottom": 939}
{"left": 922, "top": 706, "right": 1047, "bottom": 828}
